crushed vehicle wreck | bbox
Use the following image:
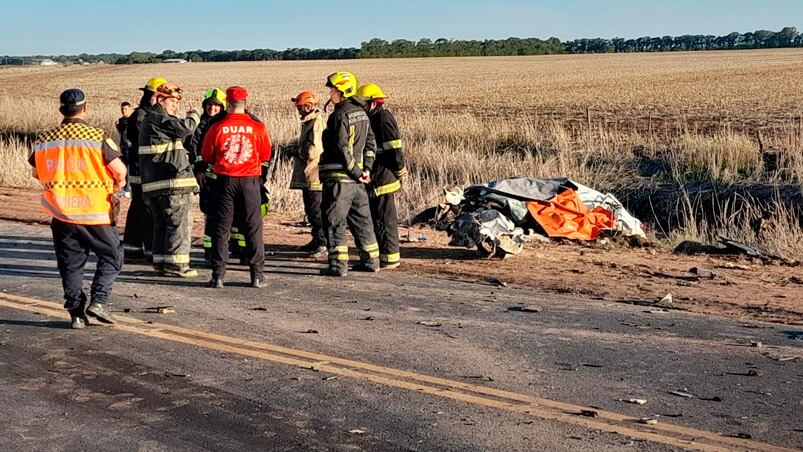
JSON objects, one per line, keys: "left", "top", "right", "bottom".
{"left": 412, "top": 177, "right": 647, "bottom": 258}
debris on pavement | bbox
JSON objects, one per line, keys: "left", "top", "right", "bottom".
{"left": 301, "top": 329, "right": 319, "bottom": 334}
{"left": 348, "top": 429, "right": 366, "bottom": 434}
{"left": 487, "top": 277, "right": 507, "bottom": 287}
{"left": 668, "top": 390, "right": 695, "bottom": 398}
{"left": 250, "top": 307, "right": 268, "bottom": 311}
{"left": 579, "top": 409, "right": 599, "bottom": 417}
{"left": 144, "top": 306, "right": 175, "bottom": 314}
{"left": 639, "top": 418, "right": 658, "bottom": 425}
{"left": 621, "top": 398, "right": 648, "bottom": 405}
{"left": 417, "top": 321, "right": 442, "bottom": 327}
{"left": 507, "top": 305, "right": 542, "bottom": 313}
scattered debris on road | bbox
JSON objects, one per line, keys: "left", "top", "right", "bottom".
{"left": 579, "top": 409, "right": 599, "bottom": 417}
{"left": 487, "top": 277, "right": 507, "bottom": 287}
{"left": 639, "top": 418, "right": 658, "bottom": 425}
{"left": 250, "top": 307, "right": 268, "bottom": 311}
{"left": 348, "top": 429, "right": 366, "bottom": 435}
{"left": 301, "top": 329, "right": 319, "bottom": 334}
{"left": 669, "top": 390, "right": 695, "bottom": 398}
{"left": 144, "top": 306, "right": 175, "bottom": 314}
{"left": 508, "top": 305, "right": 542, "bottom": 313}
{"left": 620, "top": 398, "right": 648, "bottom": 405}
{"left": 417, "top": 321, "right": 442, "bottom": 327}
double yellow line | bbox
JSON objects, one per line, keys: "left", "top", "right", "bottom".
{"left": 0, "top": 292, "right": 792, "bottom": 452}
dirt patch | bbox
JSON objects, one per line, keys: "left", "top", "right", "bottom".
{"left": 3, "top": 187, "right": 802, "bottom": 325}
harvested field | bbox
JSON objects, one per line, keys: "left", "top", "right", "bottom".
{"left": 1, "top": 49, "right": 803, "bottom": 257}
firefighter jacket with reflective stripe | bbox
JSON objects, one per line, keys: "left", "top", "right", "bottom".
{"left": 31, "top": 121, "right": 120, "bottom": 225}
{"left": 319, "top": 99, "right": 376, "bottom": 183}
{"left": 367, "top": 106, "right": 405, "bottom": 197}
{"left": 290, "top": 110, "right": 323, "bottom": 191}
{"left": 138, "top": 105, "right": 200, "bottom": 199}
{"left": 201, "top": 113, "right": 271, "bottom": 178}
{"left": 125, "top": 103, "right": 154, "bottom": 184}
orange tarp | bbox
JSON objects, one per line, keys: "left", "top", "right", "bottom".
{"left": 526, "top": 189, "right": 614, "bottom": 241}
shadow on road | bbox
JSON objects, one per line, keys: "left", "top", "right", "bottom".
{"left": 0, "top": 319, "right": 68, "bottom": 329}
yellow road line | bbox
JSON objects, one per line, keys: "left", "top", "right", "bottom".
{"left": 0, "top": 293, "right": 794, "bottom": 452}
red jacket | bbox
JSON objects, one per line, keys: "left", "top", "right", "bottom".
{"left": 201, "top": 113, "right": 271, "bottom": 177}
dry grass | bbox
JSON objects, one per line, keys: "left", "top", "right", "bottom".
{"left": 2, "top": 49, "right": 803, "bottom": 256}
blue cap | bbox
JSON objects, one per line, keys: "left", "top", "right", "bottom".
{"left": 59, "top": 89, "right": 86, "bottom": 107}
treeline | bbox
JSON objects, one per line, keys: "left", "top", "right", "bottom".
{"left": 2, "top": 27, "right": 801, "bottom": 65}
{"left": 564, "top": 27, "right": 802, "bottom": 53}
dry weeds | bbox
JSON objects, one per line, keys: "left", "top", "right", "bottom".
{"left": 2, "top": 49, "right": 802, "bottom": 256}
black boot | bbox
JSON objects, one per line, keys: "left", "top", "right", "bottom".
{"left": 208, "top": 274, "right": 224, "bottom": 288}
{"left": 86, "top": 302, "right": 116, "bottom": 324}
{"left": 250, "top": 267, "right": 265, "bottom": 288}
{"left": 68, "top": 308, "right": 88, "bottom": 329}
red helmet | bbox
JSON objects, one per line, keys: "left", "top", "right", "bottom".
{"left": 291, "top": 91, "right": 320, "bottom": 107}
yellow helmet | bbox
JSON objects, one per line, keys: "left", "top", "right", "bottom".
{"left": 356, "top": 84, "right": 387, "bottom": 101}
{"left": 204, "top": 87, "right": 227, "bottom": 108}
{"left": 140, "top": 76, "right": 168, "bottom": 92}
{"left": 326, "top": 71, "right": 358, "bottom": 98}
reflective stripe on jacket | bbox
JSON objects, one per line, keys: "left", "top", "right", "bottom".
{"left": 368, "top": 106, "right": 406, "bottom": 197}
{"left": 319, "top": 99, "right": 376, "bottom": 183}
{"left": 138, "top": 105, "right": 200, "bottom": 199}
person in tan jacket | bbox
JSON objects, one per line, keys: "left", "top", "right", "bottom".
{"left": 289, "top": 91, "right": 325, "bottom": 257}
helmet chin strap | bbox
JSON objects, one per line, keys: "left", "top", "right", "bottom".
{"left": 323, "top": 99, "right": 332, "bottom": 113}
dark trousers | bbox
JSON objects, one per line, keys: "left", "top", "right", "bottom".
{"left": 51, "top": 219, "right": 122, "bottom": 312}
{"left": 322, "top": 182, "right": 378, "bottom": 271}
{"left": 210, "top": 176, "right": 265, "bottom": 277}
{"left": 202, "top": 177, "right": 248, "bottom": 258}
{"left": 122, "top": 183, "right": 153, "bottom": 254}
{"left": 146, "top": 193, "right": 193, "bottom": 270}
{"left": 369, "top": 193, "right": 401, "bottom": 264}
{"left": 303, "top": 189, "right": 324, "bottom": 245}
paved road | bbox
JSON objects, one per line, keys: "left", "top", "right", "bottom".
{"left": 0, "top": 220, "right": 800, "bottom": 451}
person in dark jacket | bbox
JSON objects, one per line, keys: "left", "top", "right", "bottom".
{"left": 319, "top": 71, "right": 379, "bottom": 277}
{"left": 115, "top": 101, "right": 133, "bottom": 197}
{"left": 187, "top": 88, "right": 227, "bottom": 264}
{"left": 122, "top": 77, "right": 164, "bottom": 261}
{"left": 356, "top": 83, "right": 406, "bottom": 270}
{"left": 138, "top": 82, "right": 200, "bottom": 278}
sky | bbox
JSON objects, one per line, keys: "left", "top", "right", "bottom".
{"left": 3, "top": 0, "right": 803, "bottom": 55}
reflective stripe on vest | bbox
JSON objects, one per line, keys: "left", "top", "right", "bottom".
{"left": 129, "top": 175, "right": 142, "bottom": 184}
{"left": 381, "top": 139, "right": 402, "bottom": 151}
{"left": 34, "top": 133, "right": 114, "bottom": 226}
{"left": 142, "top": 177, "right": 198, "bottom": 193}
{"left": 138, "top": 139, "right": 186, "bottom": 155}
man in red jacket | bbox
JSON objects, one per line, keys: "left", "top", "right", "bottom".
{"left": 201, "top": 86, "right": 271, "bottom": 288}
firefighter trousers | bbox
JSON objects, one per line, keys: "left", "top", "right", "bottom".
{"left": 51, "top": 218, "right": 122, "bottom": 312}
{"left": 303, "top": 189, "right": 324, "bottom": 245}
{"left": 122, "top": 183, "right": 153, "bottom": 255}
{"left": 146, "top": 192, "right": 193, "bottom": 271}
{"left": 322, "top": 182, "right": 379, "bottom": 271}
{"left": 369, "top": 192, "right": 401, "bottom": 265}
{"left": 201, "top": 177, "right": 247, "bottom": 259}
{"left": 210, "top": 176, "right": 265, "bottom": 278}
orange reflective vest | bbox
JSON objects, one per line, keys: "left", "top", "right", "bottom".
{"left": 32, "top": 122, "right": 117, "bottom": 225}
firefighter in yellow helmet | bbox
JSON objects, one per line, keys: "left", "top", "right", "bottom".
{"left": 187, "top": 88, "right": 227, "bottom": 264}
{"left": 319, "top": 71, "right": 379, "bottom": 276}
{"left": 121, "top": 76, "right": 166, "bottom": 262}
{"left": 356, "top": 83, "right": 406, "bottom": 270}
{"left": 289, "top": 91, "right": 325, "bottom": 257}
